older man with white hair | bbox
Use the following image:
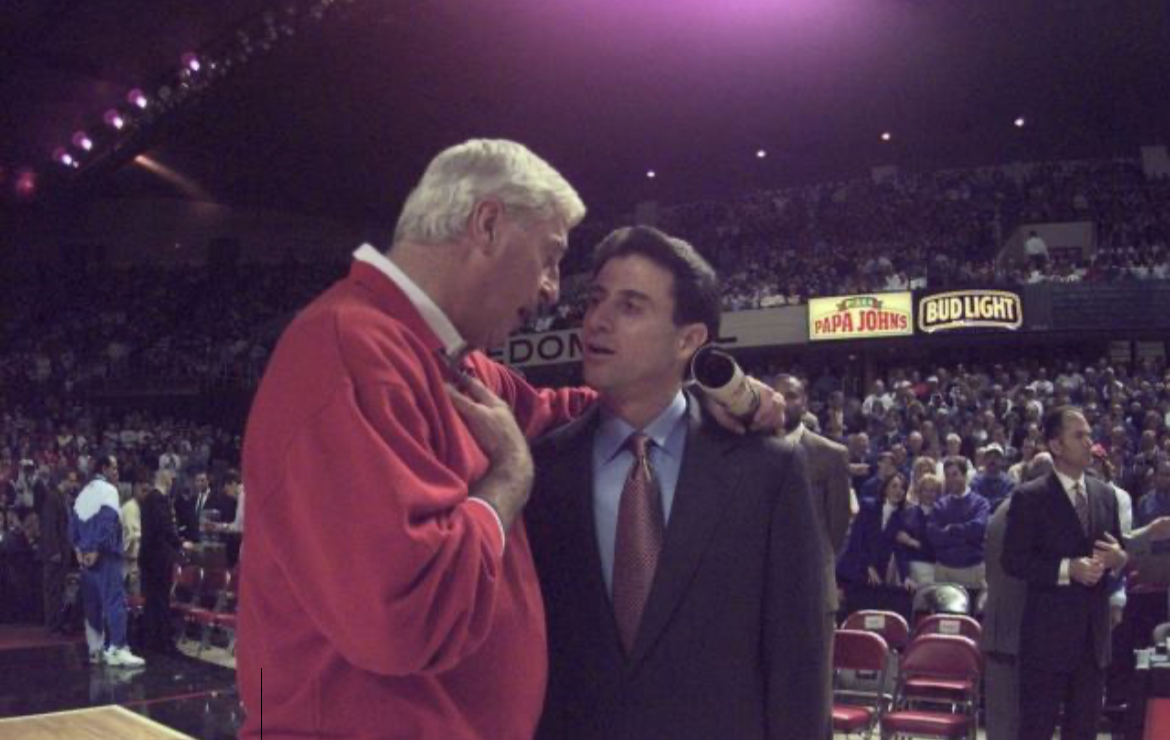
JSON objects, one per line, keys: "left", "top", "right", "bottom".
{"left": 237, "top": 139, "right": 782, "bottom": 740}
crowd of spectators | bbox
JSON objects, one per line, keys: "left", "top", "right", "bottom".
{"left": 3, "top": 157, "right": 1168, "bottom": 398}
{"left": 749, "top": 353, "right": 1170, "bottom": 621}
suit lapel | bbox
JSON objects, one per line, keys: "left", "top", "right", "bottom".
{"left": 626, "top": 398, "right": 742, "bottom": 670}
{"left": 540, "top": 407, "right": 625, "bottom": 649}
{"left": 544, "top": 407, "right": 608, "bottom": 588}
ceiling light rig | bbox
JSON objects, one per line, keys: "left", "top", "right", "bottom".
{"left": 4, "top": 0, "right": 364, "bottom": 204}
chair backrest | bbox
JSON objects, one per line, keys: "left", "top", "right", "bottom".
{"left": 174, "top": 564, "right": 202, "bottom": 598}
{"left": 834, "top": 629, "right": 889, "bottom": 673}
{"left": 912, "top": 582, "right": 971, "bottom": 617}
{"left": 199, "top": 568, "right": 230, "bottom": 608}
{"left": 843, "top": 610, "right": 911, "bottom": 651}
{"left": 1153, "top": 622, "right": 1170, "bottom": 648}
{"left": 913, "top": 613, "right": 982, "bottom": 642}
{"left": 899, "top": 634, "right": 981, "bottom": 683}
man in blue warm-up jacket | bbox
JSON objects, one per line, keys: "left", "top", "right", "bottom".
{"left": 70, "top": 455, "right": 145, "bottom": 668}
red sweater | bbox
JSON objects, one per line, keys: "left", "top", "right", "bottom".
{"left": 238, "top": 261, "right": 593, "bottom": 739}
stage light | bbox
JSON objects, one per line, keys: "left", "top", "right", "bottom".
{"left": 53, "top": 148, "right": 74, "bottom": 167}
{"left": 127, "top": 89, "right": 148, "bottom": 109}
{"left": 14, "top": 168, "right": 36, "bottom": 198}
{"left": 646, "top": 170, "right": 656, "bottom": 179}
{"left": 182, "top": 53, "right": 201, "bottom": 73}
{"left": 72, "top": 131, "right": 93, "bottom": 151}
{"left": 1014, "top": 117, "right": 1026, "bottom": 128}
{"left": 104, "top": 110, "right": 126, "bottom": 130}
{"left": 881, "top": 132, "right": 892, "bottom": 142}
{"left": 756, "top": 149, "right": 767, "bottom": 159}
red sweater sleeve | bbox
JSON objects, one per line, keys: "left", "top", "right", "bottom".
{"left": 257, "top": 374, "right": 507, "bottom": 678}
{"left": 470, "top": 354, "right": 597, "bottom": 439}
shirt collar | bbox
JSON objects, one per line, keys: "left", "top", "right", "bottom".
{"left": 596, "top": 391, "right": 688, "bottom": 463}
{"left": 353, "top": 244, "right": 465, "bottom": 355}
{"left": 1053, "top": 468, "right": 1087, "bottom": 497}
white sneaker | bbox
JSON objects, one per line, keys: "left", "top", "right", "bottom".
{"left": 104, "top": 646, "right": 146, "bottom": 668}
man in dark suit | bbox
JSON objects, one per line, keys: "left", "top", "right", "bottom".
{"left": 982, "top": 452, "right": 1052, "bottom": 740}
{"left": 774, "top": 373, "right": 853, "bottom": 736}
{"left": 139, "top": 469, "right": 190, "bottom": 652}
{"left": 203, "top": 470, "right": 240, "bottom": 531}
{"left": 173, "top": 470, "right": 210, "bottom": 543}
{"left": 527, "top": 226, "right": 829, "bottom": 740}
{"left": 1002, "top": 406, "right": 1129, "bottom": 740}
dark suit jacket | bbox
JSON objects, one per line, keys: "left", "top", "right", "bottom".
{"left": 140, "top": 490, "right": 184, "bottom": 583}
{"left": 836, "top": 499, "right": 910, "bottom": 586}
{"left": 796, "top": 426, "right": 854, "bottom": 612}
{"left": 981, "top": 494, "right": 1026, "bottom": 658}
{"left": 1001, "top": 472, "right": 1121, "bottom": 671}
{"left": 203, "top": 492, "right": 238, "bottom": 527}
{"left": 526, "top": 398, "right": 830, "bottom": 740}
{"left": 173, "top": 493, "right": 200, "bottom": 542}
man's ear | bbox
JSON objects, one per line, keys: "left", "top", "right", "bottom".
{"left": 468, "top": 200, "right": 505, "bottom": 257}
{"left": 677, "top": 324, "right": 709, "bottom": 361}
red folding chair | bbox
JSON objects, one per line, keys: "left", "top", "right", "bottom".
{"left": 170, "top": 563, "right": 203, "bottom": 621}
{"left": 843, "top": 610, "right": 911, "bottom": 653}
{"left": 187, "top": 568, "right": 230, "bottom": 654}
{"left": 832, "top": 629, "right": 890, "bottom": 740}
{"left": 1145, "top": 698, "right": 1170, "bottom": 740}
{"left": 880, "top": 634, "right": 981, "bottom": 740}
{"left": 213, "top": 568, "right": 241, "bottom": 654}
{"left": 911, "top": 614, "right": 982, "bottom": 643}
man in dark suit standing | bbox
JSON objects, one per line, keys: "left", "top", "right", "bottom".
{"left": 139, "top": 469, "right": 190, "bottom": 653}
{"left": 527, "top": 226, "right": 829, "bottom": 740}
{"left": 774, "top": 372, "right": 853, "bottom": 736}
{"left": 203, "top": 470, "right": 240, "bottom": 532}
{"left": 1002, "top": 406, "right": 1129, "bottom": 740}
{"left": 173, "top": 470, "right": 210, "bottom": 543}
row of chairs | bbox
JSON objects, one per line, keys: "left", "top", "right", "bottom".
{"left": 833, "top": 610, "right": 983, "bottom": 740}
{"left": 170, "top": 564, "right": 240, "bottom": 654}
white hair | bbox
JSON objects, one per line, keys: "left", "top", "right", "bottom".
{"left": 393, "top": 139, "right": 586, "bottom": 245}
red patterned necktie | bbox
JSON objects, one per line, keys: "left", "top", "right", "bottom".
{"left": 611, "top": 432, "right": 665, "bottom": 654}
{"left": 1073, "top": 481, "right": 1090, "bottom": 535}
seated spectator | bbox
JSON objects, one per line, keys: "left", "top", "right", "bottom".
{"left": 970, "top": 443, "right": 1015, "bottom": 513}
{"left": 837, "top": 473, "right": 914, "bottom": 618}
{"left": 859, "top": 452, "right": 899, "bottom": 506}
{"left": 900, "top": 472, "right": 942, "bottom": 589}
{"left": 1136, "top": 459, "right": 1170, "bottom": 532}
{"left": 926, "top": 456, "right": 990, "bottom": 593}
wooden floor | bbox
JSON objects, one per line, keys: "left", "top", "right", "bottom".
{"left": 0, "top": 705, "right": 196, "bottom": 740}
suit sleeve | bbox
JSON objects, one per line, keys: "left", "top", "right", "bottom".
{"left": 1002, "top": 488, "right": 1062, "bottom": 586}
{"left": 825, "top": 443, "right": 854, "bottom": 553}
{"left": 765, "top": 449, "right": 831, "bottom": 740}
{"left": 256, "top": 377, "right": 510, "bottom": 679}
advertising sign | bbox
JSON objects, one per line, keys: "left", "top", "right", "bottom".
{"left": 917, "top": 290, "right": 1023, "bottom": 334}
{"left": 808, "top": 293, "right": 913, "bottom": 342}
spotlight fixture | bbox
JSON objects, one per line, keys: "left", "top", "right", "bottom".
{"left": 881, "top": 132, "right": 892, "bottom": 142}
{"left": 14, "top": 168, "right": 36, "bottom": 197}
{"left": 104, "top": 110, "right": 126, "bottom": 130}
{"left": 181, "top": 53, "right": 201, "bottom": 73}
{"left": 52, "top": 148, "right": 75, "bottom": 167}
{"left": 72, "top": 131, "right": 94, "bottom": 151}
{"left": 1014, "top": 117, "right": 1026, "bottom": 128}
{"left": 127, "top": 89, "right": 149, "bottom": 109}
{"left": 756, "top": 149, "right": 767, "bottom": 159}
{"left": 646, "top": 170, "right": 656, "bottom": 179}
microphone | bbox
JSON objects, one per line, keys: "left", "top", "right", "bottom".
{"left": 690, "top": 345, "right": 760, "bottom": 421}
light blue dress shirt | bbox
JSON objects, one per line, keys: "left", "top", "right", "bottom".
{"left": 592, "top": 391, "right": 689, "bottom": 597}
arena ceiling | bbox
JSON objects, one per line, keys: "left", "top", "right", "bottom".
{"left": 1, "top": 0, "right": 1168, "bottom": 226}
